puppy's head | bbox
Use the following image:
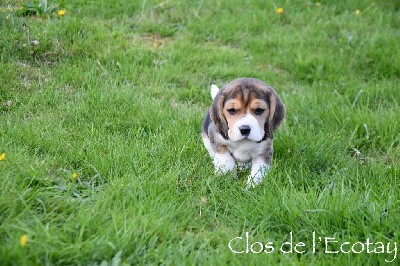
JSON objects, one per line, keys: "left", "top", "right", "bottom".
{"left": 210, "top": 78, "right": 285, "bottom": 142}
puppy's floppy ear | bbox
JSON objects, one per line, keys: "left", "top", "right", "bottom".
{"left": 209, "top": 90, "right": 229, "bottom": 139}
{"left": 265, "top": 91, "right": 285, "bottom": 139}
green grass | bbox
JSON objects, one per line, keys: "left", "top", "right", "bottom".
{"left": 1, "top": 0, "right": 399, "bottom": 264}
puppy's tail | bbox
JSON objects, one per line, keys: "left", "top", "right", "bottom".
{"left": 211, "top": 84, "right": 219, "bottom": 100}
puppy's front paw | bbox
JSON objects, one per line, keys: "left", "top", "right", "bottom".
{"left": 213, "top": 152, "right": 236, "bottom": 174}
{"left": 246, "top": 172, "right": 264, "bottom": 189}
{"left": 246, "top": 162, "right": 270, "bottom": 189}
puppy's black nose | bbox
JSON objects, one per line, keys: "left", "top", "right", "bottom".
{"left": 239, "top": 125, "right": 251, "bottom": 136}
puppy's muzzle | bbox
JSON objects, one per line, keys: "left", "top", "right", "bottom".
{"left": 239, "top": 125, "right": 251, "bottom": 136}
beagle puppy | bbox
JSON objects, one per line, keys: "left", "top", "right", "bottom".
{"left": 202, "top": 78, "right": 285, "bottom": 188}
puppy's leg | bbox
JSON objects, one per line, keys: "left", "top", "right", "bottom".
{"left": 213, "top": 152, "right": 236, "bottom": 174}
{"left": 202, "top": 135, "right": 215, "bottom": 158}
{"left": 246, "top": 156, "right": 270, "bottom": 188}
{"left": 203, "top": 133, "right": 236, "bottom": 175}
{"left": 246, "top": 141, "right": 273, "bottom": 188}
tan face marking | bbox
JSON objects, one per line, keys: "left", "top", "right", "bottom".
{"left": 249, "top": 99, "right": 269, "bottom": 130}
{"left": 222, "top": 96, "right": 269, "bottom": 140}
{"left": 223, "top": 99, "right": 244, "bottom": 132}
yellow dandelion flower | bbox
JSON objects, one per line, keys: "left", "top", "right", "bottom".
{"left": 58, "top": 10, "right": 66, "bottom": 16}
{"left": 316, "top": 2, "right": 321, "bottom": 7}
{"left": 0, "top": 153, "right": 5, "bottom": 161}
{"left": 355, "top": 10, "right": 360, "bottom": 16}
{"left": 72, "top": 172, "right": 78, "bottom": 180}
{"left": 20, "top": 234, "right": 28, "bottom": 247}
{"left": 277, "top": 8, "right": 284, "bottom": 14}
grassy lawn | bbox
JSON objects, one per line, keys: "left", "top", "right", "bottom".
{"left": 1, "top": 0, "right": 399, "bottom": 264}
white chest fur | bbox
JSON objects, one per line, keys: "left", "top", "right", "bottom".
{"left": 219, "top": 137, "right": 266, "bottom": 163}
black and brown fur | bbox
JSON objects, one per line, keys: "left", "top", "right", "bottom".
{"left": 202, "top": 78, "right": 285, "bottom": 187}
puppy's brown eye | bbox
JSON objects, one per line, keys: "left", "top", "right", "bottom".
{"left": 254, "top": 108, "right": 265, "bottom": 115}
{"left": 227, "top": 108, "right": 237, "bottom": 115}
